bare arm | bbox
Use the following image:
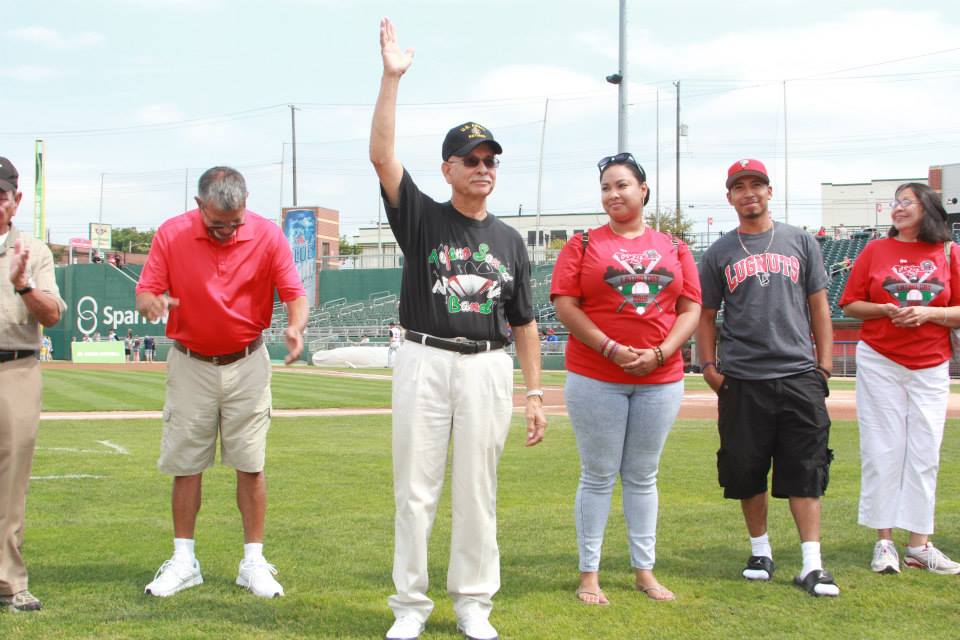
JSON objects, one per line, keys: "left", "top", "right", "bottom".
{"left": 370, "top": 17, "right": 413, "bottom": 207}
{"left": 808, "top": 289, "right": 833, "bottom": 373}
{"left": 136, "top": 291, "right": 179, "bottom": 322}
{"left": 283, "top": 295, "right": 308, "bottom": 364}
{"left": 842, "top": 300, "right": 897, "bottom": 321}
{"left": 696, "top": 307, "right": 724, "bottom": 393}
{"left": 512, "top": 320, "right": 547, "bottom": 447}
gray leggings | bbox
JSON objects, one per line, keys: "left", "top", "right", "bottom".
{"left": 565, "top": 372, "right": 683, "bottom": 571}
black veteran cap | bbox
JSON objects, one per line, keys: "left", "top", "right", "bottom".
{"left": 442, "top": 122, "right": 503, "bottom": 161}
{"left": 0, "top": 157, "right": 18, "bottom": 192}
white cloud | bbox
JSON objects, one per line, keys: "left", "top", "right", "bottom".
{"left": 132, "top": 104, "right": 186, "bottom": 125}
{"left": 11, "top": 26, "right": 104, "bottom": 48}
{"left": 0, "top": 65, "right": 57, "bottom": 80}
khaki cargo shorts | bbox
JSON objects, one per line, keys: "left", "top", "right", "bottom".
{"left": 158, "top": 344, "right": 272, "bottom": 476}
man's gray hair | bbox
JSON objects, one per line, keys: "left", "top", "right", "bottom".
{"left": 197, "top": 166, "right": 248, "bottom": 211}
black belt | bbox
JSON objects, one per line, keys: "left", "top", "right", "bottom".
{"left": 0, "top": 350, "right": 37, "bottom": 363}
{"left": 405, "top": 331, "right": 506, "bottom": 355}
{"left": 174, "top": 335, "right": 263, "bottom": 366}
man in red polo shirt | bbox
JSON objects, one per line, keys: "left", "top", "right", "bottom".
{"left": 136, "top": 166, "right": 306, "bottom": 599}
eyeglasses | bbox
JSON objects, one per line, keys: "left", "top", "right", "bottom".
{"left": 597, "top": 152, "right": 646, "bottom": 181}
{"left": 447, "top": 155, "right": 500, "bottom": 169}
{"left": 199, "top": 204, "right": 245, "bottom": 233}
{"left": 889, "top": 198, "right": 915, "bottom": 210}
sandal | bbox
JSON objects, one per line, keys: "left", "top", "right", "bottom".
{"left": 742, "top": 555, "right": 775, "bottom": 581}
{"left": 575, "top": 586, "right": 609, "bottom": 605}
{"left": 637, "top": 585, "right": 675, "bottom": 601}
{"left": 793, "top": 569, "right": 839, "bottom": 597}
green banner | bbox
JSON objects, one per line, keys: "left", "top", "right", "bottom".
{"left": 34, "top": 139, "right": 45, "bottom": 241}
{"left": 71, "top": 341, "right": 125, "bottom": 363}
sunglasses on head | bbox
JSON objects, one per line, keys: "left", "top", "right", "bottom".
{"left": 447, "top": 155, "right": 500, "bottom": 169}
{"left": 597, "top": 152, "right": 646, "bottom": 182}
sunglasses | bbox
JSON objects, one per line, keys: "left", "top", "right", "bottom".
{"left": 597, "top": 152, "right": 647, "bottom": 182}
{"left": 447, "top": 155, "right": 500, "bottom": 169}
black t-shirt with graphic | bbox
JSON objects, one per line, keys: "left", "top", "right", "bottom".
{"left": 383, "top": 169, "right": 534, "bottom": 342}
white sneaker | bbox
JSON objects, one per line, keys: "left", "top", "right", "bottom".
{"left": 870, "top": 540, "right": 900, "bottom": 574}
{"left": 236, "top": 558, "right": 284, "bottom": 598}
{"left": 904, "top": 543, "right": 960, "bottom": 575}
{"left": 457, "top": 616, "right": 498, "bottom": 640}
{"left": 145, "top": 557, "right": 203, "bottom": 597}
{"left": 385, "top": 615, "right": 425, "bottom": 640}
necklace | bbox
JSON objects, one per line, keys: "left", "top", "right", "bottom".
{"left": 736, "top": 223, "right": 775, "bottom": 287}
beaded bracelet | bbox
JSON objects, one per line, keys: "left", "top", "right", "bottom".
{"left": 652, "top": 346, "right": 665, "bottom": 368}
{"left": 607, "top": 342, "right": 620, "bottom": 360}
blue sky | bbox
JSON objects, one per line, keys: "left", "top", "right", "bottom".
{"left": 3, "top": 0, "right": 959, "bottom": 243}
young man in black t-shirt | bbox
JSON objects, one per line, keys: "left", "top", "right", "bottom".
{"left": 371, "top": 18, "right": 546, "bottom": 640}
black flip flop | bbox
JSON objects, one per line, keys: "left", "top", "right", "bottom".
{"left": 793, "top": 569, "right": 839, "bottom": 597}
{"left": 742, "top": 555, "right": 775, "bottom": 580}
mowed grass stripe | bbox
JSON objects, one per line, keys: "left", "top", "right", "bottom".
{"left": 41, "top": 368, "right": 393, "bottom": 412}
{"left": 12, "top": 413, "right": 960, "bottom": 639}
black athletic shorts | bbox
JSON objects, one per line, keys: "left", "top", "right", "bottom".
{"left": 716, "top": 370, "right": 833, "bottom": 500}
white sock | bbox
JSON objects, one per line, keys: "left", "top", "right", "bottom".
{"left": 751, "top": 533, "right": 772, "bottom": 559}
{"left": 173, "top": 538, "right": 195, "bottom": 564}
{"left": 244, "top": 542, "right": 265, "bottom": 562}
{"left": 907, "top": 543, "right": 928, "bottom": 555}
{"left": 800, "top": 541, "right": 839, "bottom": 596}
{"left": 800, "top": 541, "right": 822, "bottom": 577}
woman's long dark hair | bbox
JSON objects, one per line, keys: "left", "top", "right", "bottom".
{"left": 887, "top": 182, "right": 951, "bottom": 243}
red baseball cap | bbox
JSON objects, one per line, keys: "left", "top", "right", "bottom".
{"left": 726, "top": 158, "right": 769, "bottom": 189}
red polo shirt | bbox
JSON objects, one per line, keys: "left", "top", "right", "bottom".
{"left": 137, "top": 209, "right": 305, "bottom": 355}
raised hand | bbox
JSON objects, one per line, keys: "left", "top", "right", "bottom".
{"left": 9, "top": 238, "right": 31, "bottom": 288}
{"left": 380, "top": 17, "right": 414, "bottom": 77}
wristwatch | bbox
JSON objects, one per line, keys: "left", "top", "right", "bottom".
{"left": 14, "top": 277, "right": 36, "bottom": 295}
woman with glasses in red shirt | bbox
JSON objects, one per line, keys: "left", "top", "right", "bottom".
{"left": 840, "top": 182, "right": 960, "bottom": 576}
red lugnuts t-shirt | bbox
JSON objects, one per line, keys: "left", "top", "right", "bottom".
{"left": 551, "top": 224, "right": 701, "bottom": 383}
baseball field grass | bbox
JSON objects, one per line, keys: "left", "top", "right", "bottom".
{"left": 6, "top": 366, "right": 960, "bottom": 638}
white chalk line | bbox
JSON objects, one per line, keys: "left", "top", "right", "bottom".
{"left": 31, "top": 474, "right": 106, "bottom": 481}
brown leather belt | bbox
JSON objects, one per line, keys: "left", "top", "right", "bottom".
{"left": 174, "top": 336, "right": 263, "bottom": 366}
{"left": 405, "top": 331, "right": 506, "bottom": 355}
{"left": 0, "top": 350, "right": 37, "bottom": 363}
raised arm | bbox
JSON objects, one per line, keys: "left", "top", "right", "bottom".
{"left": 370, "top": 17, "right": 414, "bottom": 207}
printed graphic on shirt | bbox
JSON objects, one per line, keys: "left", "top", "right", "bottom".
{"left": 724, "top": 253, "right": 801, "bottom": 293}
{"left": 428, "top": 242, "right": 514, "bottom": 315}
{"left": 883, "top": 259, "right": 945, "bottom": 306}
{"left": 604, "top": 248, "right": 674, "bottom": 315}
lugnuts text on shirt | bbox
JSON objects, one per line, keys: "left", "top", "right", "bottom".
{"left": 724, "top": 253, "right": 800, "bottom": 292}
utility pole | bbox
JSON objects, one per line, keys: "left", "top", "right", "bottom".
{"left": 783, "top": 80, "right": 789, "bottom": 224}
{"left": 655, "top": 87, "right": 660, "bottom": 232}
{"left": 98, "top": 172, "right": 105, "bottom": 223}
{"left": 674, "top": 80, "right": 680, "bottom": 230}
{"left": 606, "top": 0, "right": 628, "bottom": 152}
{"left": 535, "top": 98, "right": 549, "bottom": 257}
{"left": 289, "top": 104, "right": 299, "bottom": 206}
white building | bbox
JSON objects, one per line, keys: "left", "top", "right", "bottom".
{"left": 821, "top": 177, "right": 927, "bottom": 230}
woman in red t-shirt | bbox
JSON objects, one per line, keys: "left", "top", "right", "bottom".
{"left": 550, "top": 153, "right": 702, "bottom": 604}
{"left": 840, "top": 182, "right": 960, "bottom": 576}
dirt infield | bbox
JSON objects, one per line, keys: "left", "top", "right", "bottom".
{"left": 36, "top": 361, "right": 894, "bottom": 422}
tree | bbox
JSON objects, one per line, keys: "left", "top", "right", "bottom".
{"left": 111, "top": 227, "right": 156, "bottom": 253}
{"left": 645, "top": 207, "right": 695, "bottom": 238}
{"left": 339, "top": 235, "right": 362, "bottom": 255}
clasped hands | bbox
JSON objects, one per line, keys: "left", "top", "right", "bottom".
{"left": 610, "top": 345, "right": 660, "bottom": 376}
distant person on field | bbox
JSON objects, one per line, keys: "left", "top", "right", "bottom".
{"left": 136, "top": 166, "right": 306, "bottom": 600}
{"left": 696, "top": 159, "right": 838, "bottom": 597}
{"left": 840, "top": 182, "right": 960, "bottom": 576}
{"left": 371, "top": 18, "right": 546, "bottom": 640}
{"left": 387, "top": 321, "right": 402, "bottom": 368}
{"left": 125, "top": 329, "right": 134, "bottom": 362}
{"left": 551, "top": 152, "right": 701, "bottom": 605}
{"left": 144, "top": 335, "right": 155, "bottom": 362}
{"left": 0, "top": 155, "right": 66, "bottom": 612}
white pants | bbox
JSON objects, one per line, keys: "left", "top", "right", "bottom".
{"left": 388, "top": 341, "right": 514, "bottom": 624}
{"left": 387, "top": 344, "right": 399, "bottom": 368}
{"left": 856, "top": 341, "right": 949, "bottom": 534}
